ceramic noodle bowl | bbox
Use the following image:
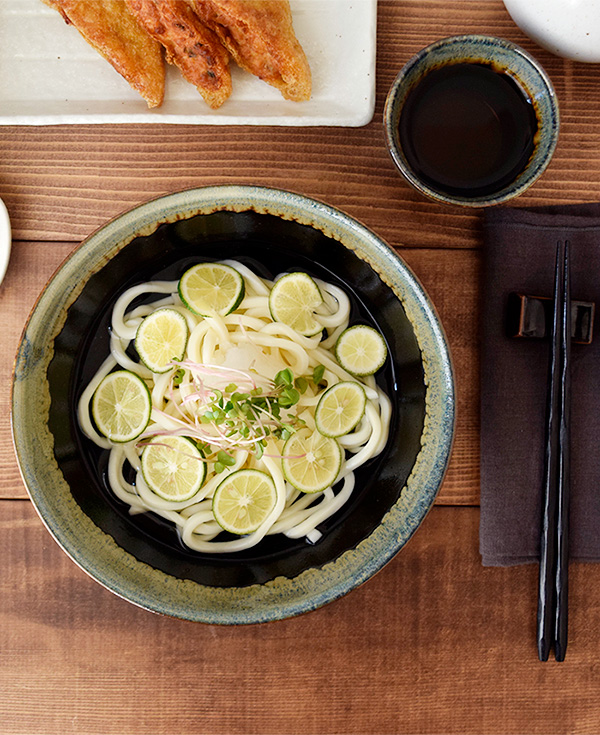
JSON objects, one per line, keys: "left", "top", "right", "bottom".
{"left": 12, "top": 186, "right": 455, "bottom": 624}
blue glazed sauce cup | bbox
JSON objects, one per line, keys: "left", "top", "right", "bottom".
{"left": 384, "top": 35, "right": 560, "bottom": 207}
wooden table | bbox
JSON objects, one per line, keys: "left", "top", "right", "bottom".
{"left": 3, "top": 2, "right": 600, "bottom": 733}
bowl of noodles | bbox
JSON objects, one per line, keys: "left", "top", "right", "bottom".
{"left": 12, "top": 185, "right": 455, "bottom": 624}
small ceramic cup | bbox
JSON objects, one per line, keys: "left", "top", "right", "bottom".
{"left": 383, "top": 35, "right": 560, "bottom": 207}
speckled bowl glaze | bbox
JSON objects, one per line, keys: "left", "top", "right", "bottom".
{"left": 12, "top": 186, "right": 455, "bottom": 624}
{"left": 504, "top": 0, "right": 600, "bottom": 63}
{"left": 384, "top": 35, "right": 560, "bottom": 207}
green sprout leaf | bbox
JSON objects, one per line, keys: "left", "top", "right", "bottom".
{"left": 279, "top": 387, "right": 300, "bottom": 408}
{"left": 274, "top": 368, "right": 294, "bottom": 387}
{"left": 172, "top": 369, "right": 185, "bottom": 386}
{"left": 312, "top": 364, "right": 325, "bottom": 384}
{"left": 294, "top": 376, "right": 308, "bottom": 394}
{"left": 192, "top": 440, "right": 210, "bottom": 456}
{"left": 216, "top": 450, "right": 236, "bottom": 467}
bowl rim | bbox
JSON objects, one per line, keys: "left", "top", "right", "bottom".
{"left": 383, "top": 34, "right": 560, "bottom": 207}
{"left": 11, "top": 184, "right": 456, "bottom": 624}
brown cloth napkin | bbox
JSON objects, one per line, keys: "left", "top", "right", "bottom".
{"left": 480, "top": 203, "right": 600, "bottom": 566}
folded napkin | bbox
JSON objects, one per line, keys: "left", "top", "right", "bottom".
{"left": 480, "top": 203, "right": 600, "bottom": 566}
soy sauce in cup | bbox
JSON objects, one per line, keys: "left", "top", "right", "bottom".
{"left": 383, "top": 36, "right": 559, "bottom": 207}
{"left": 398, "top": 62, "right": 538, "bottom": 198}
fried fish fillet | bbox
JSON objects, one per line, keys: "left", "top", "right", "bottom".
{"left": 41, "top": 0, "right": 165, "bottom": 108}
{"left": 125, "top": 0, "right": 232, "bottom": 108}
{"left": 190, "top": 0, "right": 311, "bottom": 101}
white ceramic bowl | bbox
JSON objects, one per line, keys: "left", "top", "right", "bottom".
{"left": 0, "top": 198, "right": 11, "bottom": 285}
{"left": 504, "top": 0, "right": 600, "bottom": 62}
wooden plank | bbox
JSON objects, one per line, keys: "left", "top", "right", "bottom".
{"left": 1, "top": 243, "right": 479, "bottom": 504}
{"left": 0, "top": 241, "right": 76, "bottom": 499}
{"left": 1, "top": 2, "right": 599, "bottom": 249}
{"left": 402, "top": 247, "right": 481, "bottom": 505}
{"left": 2, "top": 501, "right": 600, "bottom": 735}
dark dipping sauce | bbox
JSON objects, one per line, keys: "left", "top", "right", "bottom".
{"left": 398, "top": 62, "right": 539, "bottom": 198}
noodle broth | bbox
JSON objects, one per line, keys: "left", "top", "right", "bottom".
{"left": 48, "top": 210, "right": 425, "bottom": 588}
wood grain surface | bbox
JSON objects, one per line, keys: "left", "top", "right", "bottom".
{"left": 2, "top": 1, "right": 600, "bottom": 250}
{"left": 3, "top": 1, "right": 600, "bottom": 733}
{"left": 3, "top": 503, "right": 600, "bottom": 735}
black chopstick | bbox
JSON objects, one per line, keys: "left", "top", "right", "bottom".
{"left": 554, "top": 240, "right": 571, "bottom": 661}
{"left": 537, "top": 240, "right": 571, "bottom": 662}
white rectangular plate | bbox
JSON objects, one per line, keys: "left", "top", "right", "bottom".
{"left": 0, "top": 0, "right": 377, "bottom": 126}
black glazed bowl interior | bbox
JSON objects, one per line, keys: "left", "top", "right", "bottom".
{"left": 12, "top": 186, "right": 455, "bottom": 624}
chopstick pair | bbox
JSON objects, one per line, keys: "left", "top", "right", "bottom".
{"left": 537, "top": 240, "right": 571, "bottom": 662}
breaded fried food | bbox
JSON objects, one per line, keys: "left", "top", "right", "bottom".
{"left": 191, "top": 0, "right": 311, "bottom": 101}
{"left": 41, "top": 0, "right": 165, "bottom": 107}
{"left": 125, "top": 0, "right": 232, "bottom": 108}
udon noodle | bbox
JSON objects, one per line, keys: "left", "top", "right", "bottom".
{"left": 78, "top": 260, "right": 392, "bottom": 553}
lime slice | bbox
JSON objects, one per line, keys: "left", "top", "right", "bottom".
{"left": 335, "top": 324, "right": 388, "bottom": 376}
{"left": 282, "top": 427, "right": 342, "bottom": 493}
{"left": 141, "top": 435, "right": 206, "bottom": 501}
{"left": 315, "top": 381, "right": 367, "bottom": 438}
{"left": 179, "top": 262, "right": 245, "bottom": 317}
{"left": 212, "top": 469, "right": 277, "bottom": 535}
{"left": 269, "top": 272, "right": 323, "bottom": 336}
{"left": 134, "top": 308, "right": 189, "bottom": 373}
{"left": 91, "top": 370, "right": 151, "bottom": 443}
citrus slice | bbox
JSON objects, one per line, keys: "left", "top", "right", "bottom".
{"left": 212, "top": 469, "right": 277, "bottom": 535}
{"left": 91, "top": 370, "right": 151, "bottom": 443}
{"left": 269, "top": 272, "right": 323, "bottom": 336}
{"left": 282, "top": 427, "right": 342, "bottom": 493}
{"left": 335, "top": 324, "right": 388, "bottom": 376}
{"left": 135, "top": 308, "right": 189, "bottom": 373}
{"left": 179, "top": 262, "right": 245, "bottom": 317}
{"left": 315, "top": 381, "right": 367, "bottom": 438}
{"left": 141, "top": 435, "right": 206, "bottom": 501}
